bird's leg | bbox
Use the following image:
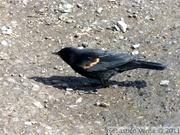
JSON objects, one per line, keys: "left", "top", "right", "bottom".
{"left": 100, "top": 79, "right": 108, "bottom": 88}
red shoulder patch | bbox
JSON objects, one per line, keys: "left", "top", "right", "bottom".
{"left": 82, "top": 58, "right": 100, "bottom": 69}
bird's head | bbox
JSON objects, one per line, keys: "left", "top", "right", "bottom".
{"left": 52, "top": 47, "right": 77, "bottom": 65}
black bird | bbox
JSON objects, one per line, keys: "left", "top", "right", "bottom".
{"left": 53, "top": 47, "right": 166, "bottom": 87}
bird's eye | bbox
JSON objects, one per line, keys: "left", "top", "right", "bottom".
{"left": 60, "top": 52, "right": 66, "bottom": 56}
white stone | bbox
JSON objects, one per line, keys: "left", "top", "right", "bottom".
{"left": 59, "top": 3, "right": 73, "bottom": 13}
{"left": 134, "top": 0, "right": 141, "bottom": 3}
{"left": 24, "top": 121, "right": 33, "bottom": 126}
{"left": 97, "top": 7, "right": 103, "bottom": 14}
{"left": 132, "top": 50, "right": 139, "bottom": 55}
{"left": 33, "top": 101, "right": 44, "bottom": 108}
{"left": 132, "top": 44, "right": 140, "bottom": 49}
{"left": 11, "top": 21, "right": 18, "bottom": 27}
{"left": 1, "top": 27, "right": 12, "bottom": 35}
{"left": 76, "top": 97, "right": 83, "bottom": 103}
{"left": 1, "top": 40, "right": 8, "bottom": 46}
{"left": 160, "top": 80, "right": 170, "bottom": 86}
{"left": 66, "top": 88, "right": 73, "bottom": 91}
{"left": 117, "top": 21, "right": 127, "bottom": 33}
{"left": 78, "top": 46, "right": 84, "bottom": 49}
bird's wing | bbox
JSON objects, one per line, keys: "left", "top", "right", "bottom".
{"left": 77, "top": 51, "right": 135, "bottom": 71}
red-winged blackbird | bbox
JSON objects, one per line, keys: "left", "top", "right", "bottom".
{"left": 53, "top": 47, "right": 166, "bottom": 87}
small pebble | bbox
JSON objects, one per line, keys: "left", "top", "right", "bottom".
{"left": 32, "top": 84, "right": 40, "bottom": 91}
{"left": 94, "top": 121, "right": 102, "bottom": 125}
{"left": 78, "top": 46, "right": 84, "bottom": 49}
{"left": 172, "top": 41, "right": 177, "bottom": 44}
{"left": 66, "top": 88, "right": 73, "bottom": 91}
{"left": 45, "top": 126, "right": 52, "bottom": 130}
{"left": 139, "top": 31, "right": 144, "bottom": 34}
{"left": 54, "top": 66, "right": 63, "bottom": 71}
{"left": 7, "top": 77, "right": 16, "bottom": 83}
{"left": 19, "top": 74, "right": 24, "bottom": 77}
{"left": 1, "top": 40, "right": 8, "bottom": 46}
{"left": 69, "top": 105, "right": 77, "bottom": 108}
{"left": 59, "top": 3, "right": 73, "bottom": 13}
{"left": 165, "top": 87, "right": 172, "bottom": 92}
{"left": 77, "top": 3, "right": 83, "bottom": 9}
{"left": 65, "top": 91, "right": 72, "bottom": 95}
{"left": 24, "top": 121, "right": 33, "bottom": 126}
{"left": 159, "top": 80, "right": 170, "bottom": 86}
{"left": 11, "top": 21, "right": 18, "bottom": 27}
{"left": 131, "top": 50, "right": 139, "bottom": 55}
{"left": 117, "top": 20, "right": 127, "bottom": 33}
{"left": 101, "top": 48, "right": 106, "bottom": 51}
{"left": 76, "top": 97, "right": 83, "bottom": 103}
{"left": 163, "top": 123, "right": 172, "bottom": 127}
{"left": 21, "top": 0, "right": 29, "bottom": 5}
{"left": 145, "top": 15, "right": 155, "bottom": 21}
{"left": 110, "top": 84, "right": 119, "bottom": 88}
{"left": 59, "top": 14, "right": 68, "bottom": 21}
{"left": 96, "top": 7, "right": 103, "bottom": 14}
{"left": 12, "top": 117, "right": 19, "bottom": 122}
{"left": 145, "top": 15, "right": 151, "bottom": 20}
{"left": 38, "top": 8, "right": 46, "bottom": 15}
{"left": 1, "top": 26, "right": 12, "bottom": 35}
{"left": 95, "top": 101, "right": 110, "bottom": 107}
{"left": 41, "top": 70, "right": 46, "bottom": 74}
{"left": 132, "top": 44, "right": 140, "bottom": 49}
{"left": 33, "top": 101, "right": 44, "bottom": 108}
{"left": 134, "top": 0, "right": 141, "bottom": 4}
{"left": 119, "top": 36, "right": 124, "bottom": 40}
{"left": 82, "top": 42, "right": 88, "bottom": 48}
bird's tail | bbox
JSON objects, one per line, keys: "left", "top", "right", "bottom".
{"left": 134, "top": 60, "right": 167, "bottom": 70}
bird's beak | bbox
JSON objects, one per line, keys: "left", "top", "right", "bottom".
{"left": 52, "top": 52, "right": 59, "bottom": 55}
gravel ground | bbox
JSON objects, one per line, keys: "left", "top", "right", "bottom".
{"left": 0, "top": 0, "right": 179, "bottom": 134}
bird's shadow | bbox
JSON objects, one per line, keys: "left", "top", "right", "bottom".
{"left": 30, "top": 76, "right": 147, "bottom": 92}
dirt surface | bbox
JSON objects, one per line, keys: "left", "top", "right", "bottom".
{"left": 0, "top": 0, "right": 179, "bottom": 134}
